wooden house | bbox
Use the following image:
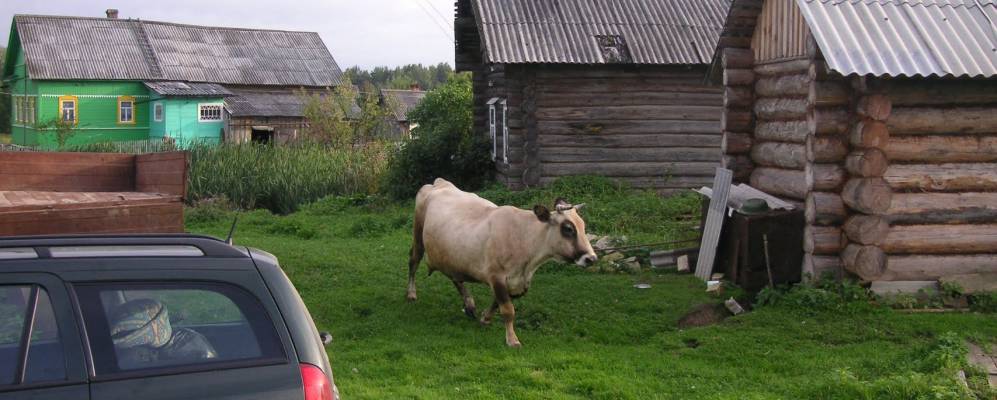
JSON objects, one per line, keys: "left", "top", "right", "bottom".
{"left": 380, "top": 87, "right": 427, "bottom": 138}
{"left": 455, "top": 0, "right": 731, "bottom": 193}
{"left": 3, "top": 10, "right": 343, "bottom": 148}
{"left": 711, "top": 0, "right": 997, "bottom": 284}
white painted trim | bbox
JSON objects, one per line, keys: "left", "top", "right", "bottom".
{"left": 500, "top": 99, "right": 508, "bottom": 164}
{"left": 39, "top": 94, "right": 150, "bottom": 99}
{"left": 198, "top": 103, "right": 224, "bottom": 122}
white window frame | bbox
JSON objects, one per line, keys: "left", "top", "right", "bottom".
{"left": 118, "top": 98, "right": 135, "bottom": 124}
{"left": 500, "top": 99, "right": 508, "bottom": 164}
{"left": 26, "top": 97, "right": 35, "bottom": 125}
{"left": 486, "top": 97, "right": 499, "bottom": 161}
{"left": 198, "top": 103, "right": 223, "bottom": 122}
{"left": 154, "top": 103, "right": 164, "bottom": 122}
{"left": 13, "top": 96, "right": 20, "bottom": 124}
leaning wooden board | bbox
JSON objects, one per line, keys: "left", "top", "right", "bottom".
{"left": 695, "top": 168, "right": 733, "bottom": 281}
{"left": 0, "top": 151, "right": 188, "bottom": 236}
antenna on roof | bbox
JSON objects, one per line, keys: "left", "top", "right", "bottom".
{"left": 225, "top": 217, "right": 239, "bottom": 246}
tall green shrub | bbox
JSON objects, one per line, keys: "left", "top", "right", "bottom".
{"left": 382, "top": 73, "right": 493, "bottom": 199}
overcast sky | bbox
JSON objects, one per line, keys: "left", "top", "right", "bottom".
{"left": 0, "top": 0, "right": 457, "bottom": 69}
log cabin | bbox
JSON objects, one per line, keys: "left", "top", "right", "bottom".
{"left": 710, "top": 0, "right": 997, "bottom": 285}
{"left": 455, "top": 0, "right": 731, "bottom": 193}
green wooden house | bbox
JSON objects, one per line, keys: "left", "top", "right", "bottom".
{"left": 3, "top": 11, "right": 343, "bottom": 148}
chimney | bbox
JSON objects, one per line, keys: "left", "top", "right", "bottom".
{"left": 106, "top": 9, "right": 119, "bottom": 19}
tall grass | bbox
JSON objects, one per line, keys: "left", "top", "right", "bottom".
{"left": 187, "top": 142, "right": 390, "bottom": 213}
{"left": 64, "top": 140, "right": 392, "bottom": 214}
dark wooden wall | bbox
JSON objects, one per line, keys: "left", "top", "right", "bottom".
{"left": 473, "top": 64, "right": 723, "bottom": 194}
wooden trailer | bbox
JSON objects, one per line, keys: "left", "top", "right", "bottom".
{"left": 711, "top": 0, "right": 997, "bottom": 285}
{"left": 0, "top": 151, "right": 188, "bottom": 236}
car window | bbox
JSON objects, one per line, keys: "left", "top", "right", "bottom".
{"left": 0, "top": 285, "right": 66, "bottom": 386}
{"left": 75, "top": 283, "right": 285, "bottom": 376}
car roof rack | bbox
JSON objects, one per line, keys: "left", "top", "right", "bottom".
{"left": 0, "top": 234, "right": 249, "bottom": 259}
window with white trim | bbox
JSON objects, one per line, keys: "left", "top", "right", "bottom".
{"left": 500, "top": 99, "right": 508, "bottom": 163}
{"left": 198, "top": 104, "right": 223, "bottom": 122}
{"left": 13, "top": 97, "right": 20, "bottom": 124}
{"left": 487, "top": 97, "right": 499, "bottom": 161}
{"left": 13, "top": 96, "right": 35, "bottom": 125}
{"left": 154, "top": 103, "right": 164, "bottom": 122}
{"left": 26, "top": 97, "right": 35, "bottom": 125}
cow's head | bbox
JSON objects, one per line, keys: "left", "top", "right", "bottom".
{"left": 533, "top": 198, "right": 598, "bottom": 267}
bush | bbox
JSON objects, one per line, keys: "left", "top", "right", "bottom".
{"left": 754, "top": 276, "right": 873, "bottom": 314}
{"left": 382, "top": 73, "right": 493, "bottom": 199}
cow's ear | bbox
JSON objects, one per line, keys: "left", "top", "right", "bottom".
{"left": 533, "top": 204, "right": 551, "bottom": 222}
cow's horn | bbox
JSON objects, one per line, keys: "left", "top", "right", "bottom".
{"left": 555, "top": 203, "right": 573, "bottom": 212}
{"left": 573, "top": 203, "right": 586, "bottom": 210}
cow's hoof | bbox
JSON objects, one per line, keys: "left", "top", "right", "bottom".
{"left": 506, "top": 340, "right": 522, "bottom": 348}
{"left": 406, "top": 292, "right": 417, "bottom": 302}
{"left": 463, "top": 307, "right": 477, "bottom": 319}
{"left": 479, "top": 318, "right": 492, "bottom": 326}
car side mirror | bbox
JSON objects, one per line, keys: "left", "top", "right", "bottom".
{"left": 320, "top": 331, "right": 333, "bottom": 345}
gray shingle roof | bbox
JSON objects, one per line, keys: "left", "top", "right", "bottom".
{"left": 472, "top": 0, "right": 732, "bottom": 65}
{"left": 144, "top": 81, "right": 233, "bottom": 97}
{"left": 798, "top": 0, "right": 997, "bottom": 78}
{"left": 13, "top": 14, "right": 343, "bottom": 86}
{"left": 380, "top": 89, "right": 426, "bottom": 121}
{"left": 225, "top": 87, "right": 309, "bottom": 117}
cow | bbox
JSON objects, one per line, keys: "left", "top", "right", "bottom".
{"left": 407, "top": 178, "right": 598, "bottom": 347}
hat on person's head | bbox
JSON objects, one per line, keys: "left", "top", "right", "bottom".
{"left": 109, "top": 299, "right": 172, "bottom": 349}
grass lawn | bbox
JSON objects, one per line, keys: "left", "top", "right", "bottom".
{"left": 187, "top": 179, "right": 996, "bottom": 399}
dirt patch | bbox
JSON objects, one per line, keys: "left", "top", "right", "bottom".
{"left": 677, "top": 303, "right": 729, "bottom": 329}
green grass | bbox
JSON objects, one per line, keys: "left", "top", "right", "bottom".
{"left": 186, "top": 178, "right": 997, "bottom": 399}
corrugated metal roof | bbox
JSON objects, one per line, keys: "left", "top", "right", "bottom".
{"left": 472, "top": 0, "right": 732, "bottom": 65}
{"left": 798, "top": 0, "right": 997, "bottom": 78}
{"left": 380, "top": 89, "right": 427, "bottom": 121}
{"left": 14, "top": 15, "right": 343, "bottom": 86}
{"left": 144, "top": 81, "right": 233, "bottom": 97}
{"left": 225, "top": 87, "right": 309, "bottom": 117}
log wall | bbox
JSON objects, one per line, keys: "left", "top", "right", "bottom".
{"left": 486, "top": 65, "right": 724, "bottom": 193}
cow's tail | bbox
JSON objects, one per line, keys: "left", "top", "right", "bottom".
{"left": 407, "top": 184, "right": 432, "bottom": 301}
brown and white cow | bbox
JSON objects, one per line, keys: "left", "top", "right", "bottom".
{"left": 407, "top": 178, "right": 597, "bottom": 347}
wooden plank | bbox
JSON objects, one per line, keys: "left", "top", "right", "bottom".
{"left": 535, "top": 105, "right": 722, "bottom": 121}
{"left": 541, "top": 162, "right": 719, "bottom": 177}
{"left": 884, "top": 255, "right": 997, "bottom": 281}
{"left": 537, "top": 133, "right": 721, "bottom": 148}
{"left": 539, "top": 176, "right": 717, "bottom": 189}
{"left": 884, "top": 163, "right": 997, "bottom": 192}
{"left": 0, "top": 202, "right": 183, "bottom": 236}
{"left": 888, "top": 107, "right": 997, "bottom": 135}
{"left": 538, "top": 147, "right": 721, "bottom": 163}
{"left": 885, "top": 135, "right": 997, "bottom": 163}
{"left": 887, "top": 192, "right": 997, "bottom": 225}
{"left": 695, "top": 168, "right": 734, "bottom": 281}
{"left": 883, "top": 224, "right": 997, "bottom": 254}
{"left": 535, "top": 91, "right": 721, "bottom": 107}
{"left": 537, "top": 120, "right": 721, "bottom": 135}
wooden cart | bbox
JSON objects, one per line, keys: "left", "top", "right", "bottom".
{"left": 0, "top": 151, "right": 188, "bottom": 236}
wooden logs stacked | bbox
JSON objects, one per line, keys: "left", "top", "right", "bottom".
{"left": 722, "top": 48, "right": 755, "bottom": 183}
{"left": 873, "top": 79, "right": 997, "bottom": 281}
{"left": 840, "top": 90, "right": 892, "bottom": 281}
{"left": 802, "top": 74, "right": 852, "bottom": 280}
{"left": 749, "top": 60, "right": 814, "bottom": 200}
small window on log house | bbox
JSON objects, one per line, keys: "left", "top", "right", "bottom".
{"left": 595, "top": 35, "right": 632, "bottom": 64}
{"left": 487, "top": 97, "right": 500, "bottom": 161}
{"left": 500, "top": 99, "right": 508, "bottom": 163}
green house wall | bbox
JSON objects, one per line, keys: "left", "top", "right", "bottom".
{"left": 149, "top": 97, "right": 225, "bottom": 145}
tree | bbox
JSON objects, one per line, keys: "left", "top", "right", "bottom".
{"left": 382, "top": 73, "right": 493, "bottom": 199}
{"left": 299, "top": 83, "right": 395, "bottom": 148}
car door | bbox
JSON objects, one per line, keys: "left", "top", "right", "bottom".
{"left": 0, "top": 272, "right": 89, "bottom": 400}
{"left": 63, "top": 261, "right": 303, "bottom": 400}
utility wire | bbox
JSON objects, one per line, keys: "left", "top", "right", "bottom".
{"left": 415, "top": 0, "right": 454, "bottom": 42}
{"left": 423, "top": 0, "right": 453, "bottom": 31}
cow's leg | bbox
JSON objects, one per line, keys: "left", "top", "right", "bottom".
{"left": 480, "top": 300, "right": 499, "bottom": 325}
{"left": 452, "top": 280, "right": 476, "bottom": 319}
{"left": 491, "top": 279, "right": 520, "bottom": 348}
{"left": 406, "top": 243, "right": 424, "bottom": 302}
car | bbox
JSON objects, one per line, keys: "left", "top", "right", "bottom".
{"left": 0, "top": 234, "right": 338, "bottom": 400}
